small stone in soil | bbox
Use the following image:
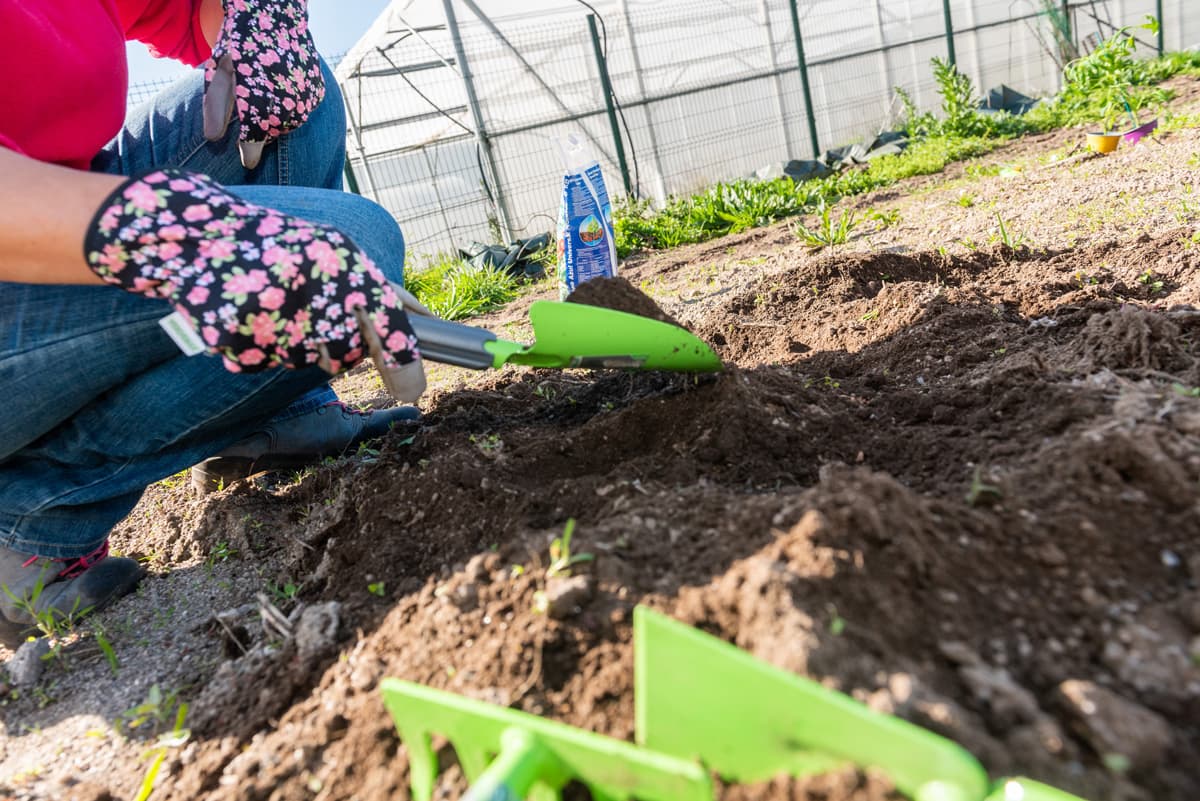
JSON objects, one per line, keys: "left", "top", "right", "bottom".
{"left": 1056, "top": 679, "right": 1172, "bottom": 771}
{"left": 545, "top": 574, "right": 595, "bottom": 619}
{"left": 6, "top": 638, "right": 49, "bottom": 687}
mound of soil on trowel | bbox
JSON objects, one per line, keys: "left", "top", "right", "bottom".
{"left": 566, "top": 275, "right": 686, "bottom": 328}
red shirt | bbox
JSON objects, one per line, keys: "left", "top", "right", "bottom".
{"left": 0, "top": 1, "right": 211, "bottom": 170}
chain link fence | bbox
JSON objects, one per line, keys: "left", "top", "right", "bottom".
{"left": 130, "top": 0, "right": 1198, "bottom": 259}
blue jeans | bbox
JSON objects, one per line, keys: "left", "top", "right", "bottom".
{"left": 0, "top": 60, "right": 406, "bottom": 558}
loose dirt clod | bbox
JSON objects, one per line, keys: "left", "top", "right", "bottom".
{"left": 565, "top": 276, "right": 685, "bottom": 327}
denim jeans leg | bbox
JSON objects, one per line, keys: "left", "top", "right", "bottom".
{"left": 90, "top": 56, "right": 366, "bottom": 418}
{"left": 0, "top": 187, "right": 406, "bottom": 558}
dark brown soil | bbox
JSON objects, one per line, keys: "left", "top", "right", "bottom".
{"left": 7, "top": 91, "right": 1200, "bottom": 801}
{"left": 566, "top": 275, "right": 685, "bottom": 327}
{"left": 147, "top": 229, "right": 1200, "bottom": 801}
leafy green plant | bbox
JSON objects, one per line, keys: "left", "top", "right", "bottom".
{"left": 794, "top": 201, "right": 858, "bottom": 248}
{"left": 1056, "top": 17, "right": 1169, "bottom": 132}
{"left": 134, "top": 700, "right": 190, "bottom": 801}
{"left": 267, "top": 580, "right": 300, "bottom": 604}
{"left": 965, "top": 467, "right": 1003, "bottom": 507}
{"left": 367, "top": 581, "right": 386, "bottom": 597}
{"left": 1, "top": 571, "right": 90, "bottom": 665}
{"left": 547, "top": 518, "right": 593, "bottom": 578}
{"left": 993, "top": 214, "right": 1027, "bottom": 250}
{"left": 404, "top": 256, "right": 520, "bottom": 321}
{"left": 118, "top": 684, "right": 184, "bottom": 736}
{"left": 931, "top": 57, "right": 985, "bottom": 138}
{"left": 1137, "top": 269, "right": 1164, "bottom": 293}
{"left": 867, "top": 208, "right": 900, "bottom": 229}
{"left": 92, "top": 623, "right": 119, "bottom": 677}
{"left": 894, "top": 85, "right": 937, "bottom": 138}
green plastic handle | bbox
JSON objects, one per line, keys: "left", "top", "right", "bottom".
{"left": 463, "top": 727, "right": 560, "bottom": 801}
{"left": 984, "top": 778, "right": 1091, "bottom": 801}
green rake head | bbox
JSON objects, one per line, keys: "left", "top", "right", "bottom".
{"left": 633, "top": 606, "right": 1089, "bottom": 801}
{"left": 379, "top": 679, "right": 711, "bottom": 801}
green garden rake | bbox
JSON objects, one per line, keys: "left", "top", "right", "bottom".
{"left": 381, "top": 607, "right": 1090, "bottom": 801}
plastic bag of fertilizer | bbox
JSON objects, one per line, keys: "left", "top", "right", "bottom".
{"left": 556, "top": 133, "right": 617, "bottom": 300}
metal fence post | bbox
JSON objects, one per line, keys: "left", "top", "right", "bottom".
{"left": 587, "top": 14, "right": 633, "bottom": 197}
{"left": 786, "top": 0, "right": 820, "bottom": 158}
{"left": 1156, "top": 0, "right": 1164, "bottom": 55}
{"left": 942, "top": 0, "right": 957, "bottom": 65}
{"left": 442, "top": 0, "right": 515, "bottom": 243}
{"left": 759, "top": 0, "right": 797, "bottom": 159}
{"left": 1061, "top": 0, "right": 1071, "bottom": 47}
{"left": 342, "top": 159, "right": 361, "bottom": 195}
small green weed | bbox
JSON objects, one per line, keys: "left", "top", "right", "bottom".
{"left": 965, "top": 467, "right": 1003, "bottom": 507}
{"left": 267, "top": 580, "right": 300, "bottom": 604}
{"left": 205, "top": 541, "right": 237, "bottom": 573}
{"left": 92, "top": 623, "right": 119, "bottom": 677}
{"left": 867, "top": 208, "right": 900, "bottom": 229}
{"left": 547, "top": 518, "right": 594, "bottom": 578}
{"left": 2, "top": 570, "right": 89, "bottom": 665}
{"left": 367, "top": 581, "right": 386, "bottom": 597}
{"left": 118, "top": 684, "right": 183, "bottom": 737}
{"left": 404, "top": 256, "right": 520, "bottom": 321}
{"left": 1137, "top": 269, "right": 1164, "bottom": 293}
{"left": 134, "top": 700, "right": 190, "bottom": 801}
{"left": 794, "top": 201, "right": 858, "bottom": 249}
{"left": 156, "top": 470, "right": 189, "bottom": 490}
{"left": 992, "top": 214, "right": 1027, "bottom": 250}
{"left": 470, "top": 433, "right": 503, "bottom": 454}
{"left": 956, "top": 193, "right": 976, "bottom": 208}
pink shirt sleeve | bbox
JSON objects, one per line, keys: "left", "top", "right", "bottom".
{"left": 117, "top": 0, "right": 213, "bottom": 66}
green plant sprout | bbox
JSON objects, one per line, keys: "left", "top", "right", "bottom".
{"left": 91, "top": 622, "right": 119, "bottom": 677}
{"left": 2, "top": 570, "right": 91, "bottom": 666}
{"left": 867, "top": 208, "right": 900, "bottom": 229}
{"left": 134, "top": 700, "right": 190, "bottom": 801}
{"left": 368, "top": 582, "right": 386, "bottom": 597}
{"left": 267, "top": 580, "right": 300, "bottom": 604}
{"left": 993, "top": 214, "right": 1027, "bottom": 250}
{"left": 1137, "top": 270, "right": 1164, "bottom": 293}
{"left": 118, "top": 684, "right": 184, "bottom": 736}
{"left": 794, "top": 201, "right": 858, "bottom": 249}
{"left": 965, "top": 467, "right": 1003, "bottom": 507}
{"left": 547, "top": 518, "right": 594, "bottom": 578}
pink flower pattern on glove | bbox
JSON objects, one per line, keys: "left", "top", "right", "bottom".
{"left": 206, "top": 0, "right": 325, "bottom": 144}
{"left": 84, "top": 169, "right": 420, "bottom": 376}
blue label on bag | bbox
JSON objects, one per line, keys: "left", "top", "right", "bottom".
{"left": 558, "top": 162, "right": 616, "bottom": 299}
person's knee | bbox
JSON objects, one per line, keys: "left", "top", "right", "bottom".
{"left": 343, "top": 196, "right": 406, "bottom": 285}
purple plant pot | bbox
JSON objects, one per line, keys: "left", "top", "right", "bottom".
{"left": 1123, "top": 119, "right": 1158, "bottom": 145}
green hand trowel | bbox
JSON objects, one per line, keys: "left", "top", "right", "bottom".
{"left": 633, "top": 606, "right": 1089, "bottom": 801}
{"left": 407, "top": 300, "right": 722, "bottom": 373}
{"left": 379, "top": 678, "right": 711, "bottom": 801}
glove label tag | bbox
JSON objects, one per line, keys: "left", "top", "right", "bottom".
{"left": 159, "top": 311, "right": 206, "bottom": 357}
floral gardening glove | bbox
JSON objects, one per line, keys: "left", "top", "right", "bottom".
{"left": 202, "top": 0, "right": 325, "bottom": 169}
{"left": 83, "top": 169, "right": 425, "bottom": 402}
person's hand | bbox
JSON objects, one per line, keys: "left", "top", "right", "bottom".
{"left": 202, "top": 0, "right": 325, "bottom": 169}
{"left": 82, "top": 169, "right": 425, "bottom": 402}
